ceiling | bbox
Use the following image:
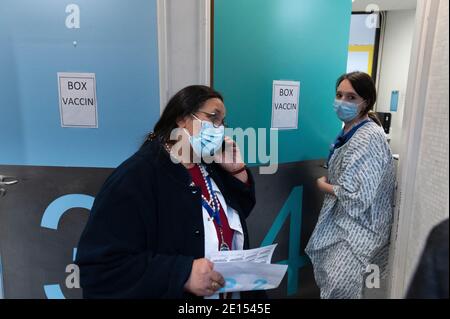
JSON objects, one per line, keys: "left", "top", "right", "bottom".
{"left": 352, "top": 0, "right": 417, "bottom": 12}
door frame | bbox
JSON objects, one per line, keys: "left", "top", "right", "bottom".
{"left": 156, "top": 0, "right": 211, "bottom": 113}
{"left": 0, "top": 255, "right": 4, "bottom": 299}
{"left": 387, "top": 0, "right": 441, "bottom": 299}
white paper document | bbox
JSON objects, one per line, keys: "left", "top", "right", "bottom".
{"left": 207, "top": 244, "right": 288, "bottom": 293}
{"left": 208, "top": 244, "right": 277, "bottom": 264}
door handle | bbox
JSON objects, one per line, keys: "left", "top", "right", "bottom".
{"left": 0, "top": 175, "right": 18, "bottom": 186}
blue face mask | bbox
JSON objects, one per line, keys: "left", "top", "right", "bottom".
{"left": 189, "top": 115, "right": 225, "bottom": 157}
{"left": 333, "top": 99, "right": 364, "bottom": 123}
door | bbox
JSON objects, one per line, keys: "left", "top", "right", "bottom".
{"left": 0, "top": 0, "right": 160, "bottom": 298}
{"left": 213, "top": 0, "right": 352, "bottom": 298}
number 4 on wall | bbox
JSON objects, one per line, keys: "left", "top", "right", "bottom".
{"left": 261, "top": 186, "right": 309, "bottom": 296}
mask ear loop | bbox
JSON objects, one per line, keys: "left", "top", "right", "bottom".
{"left": 191, "top": 113, "right": 203, "bottom": 123}
{"left": 173, "top": 114, "right": 199, "bottom": 142}
{"left": 189, "top": 113, "right": 204, "bottom": 139}
{"left": 180, "top": 123, "right": 201, "bottom": 164}
{"left": 182, "top": 127, "right": 191, "bottom": 139}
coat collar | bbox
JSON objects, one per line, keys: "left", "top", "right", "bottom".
{"left": 138, "top": 139, "right": 224, "bottom": 190}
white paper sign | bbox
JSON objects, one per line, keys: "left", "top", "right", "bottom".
{"left": 58, "top": 72, "right": 98, "bottom": 128}
{"left": 271, "top": 80, "right": 300, "bottom": 130}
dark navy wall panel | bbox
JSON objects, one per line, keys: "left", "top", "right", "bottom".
{"left": 0, "top": 0, "right": 160, "bottom": 168}
{"left": 0, "top": 162, "right": 325, "bottom": 298}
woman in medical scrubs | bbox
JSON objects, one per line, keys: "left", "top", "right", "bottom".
{"left": 305, "top": 72, "right": 395, "bottom": 299}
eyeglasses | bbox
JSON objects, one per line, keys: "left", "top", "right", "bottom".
{"left": 192, "top": 110, "right": 226, "bottom": 128}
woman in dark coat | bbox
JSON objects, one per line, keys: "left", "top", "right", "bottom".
{"left": 75, "top": 85, "right": 259, "bottom": 299}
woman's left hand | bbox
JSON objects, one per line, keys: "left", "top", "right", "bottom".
{"left": 317, "top": 176, "right": 335, "bottom": 195}
{"left": 317, "top": 176, "right": 328, "bottom": 186}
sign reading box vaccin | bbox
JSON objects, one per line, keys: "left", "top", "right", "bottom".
{"left": 58, "top": 72, "right": 98, "bottom": 128}
{"left": 271, "top": 80, "right": 300, "bottom": 130}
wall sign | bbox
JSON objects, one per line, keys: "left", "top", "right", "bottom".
{"left": 390, "top": 90, "right": 399, "bottom": 112}
{"left": 271, "top": 80, "right": 300, "bottom": 130}
{"left": 57, "top": 72, "right": 98, "bottom": 128}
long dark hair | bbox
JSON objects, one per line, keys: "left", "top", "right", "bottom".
{"left": 336, "top": 72, "right": 381, "bottom": 126}
{"left": 143, "top": 85, "right": 224, "bottom": 147}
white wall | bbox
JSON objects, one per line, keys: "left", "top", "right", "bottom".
{"left": 158, "top": 0, "right": 210, "bottom": 112}
{"left": 376, "top": 10, "right": 416, "bottom": 154}
{"left": 389, "top": 0, "right": 449, "bottom": 298}
{"left": 402, "top": 0, "right": 449, "bottom": 293}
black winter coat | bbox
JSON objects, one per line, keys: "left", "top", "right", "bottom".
{"left": 75, "top": 139, "right": 261, "bottom": 299}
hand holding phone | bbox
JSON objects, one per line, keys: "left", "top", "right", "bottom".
{"left": 214, "top": 137, "right": 246, "bottom": 179}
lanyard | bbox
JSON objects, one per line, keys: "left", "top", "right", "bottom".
{"left": 327, "top": 119, "right": 370, "bottom": 167}
{"left": 200, "top": 173, "right": 231, "bottom": 251}
{"left": 201, "top": 174, "right": 222, "bottom": 228}
{"left": 197, "top": 165, "right": 230, "bottom": 251}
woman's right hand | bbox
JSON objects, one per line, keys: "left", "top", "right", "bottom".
{"left": 184, "top": 258, "right": 225, "bottom": 296}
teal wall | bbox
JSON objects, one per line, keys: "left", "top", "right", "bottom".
{"left": 0, "top": 0, "right": 160, "bottom": 168}
{"left": 214, "top": 0, "right": 352, "bottom": 164}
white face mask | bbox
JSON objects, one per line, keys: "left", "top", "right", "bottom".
{"left": 333, "top": 99, "right": 365, "bottom": 123}
{"left": 188, "top": 114, "right": 225, "bottom": 157}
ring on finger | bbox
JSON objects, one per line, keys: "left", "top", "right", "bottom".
{"left": 211, "top": 281, "right": 220, "bottom": 290}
